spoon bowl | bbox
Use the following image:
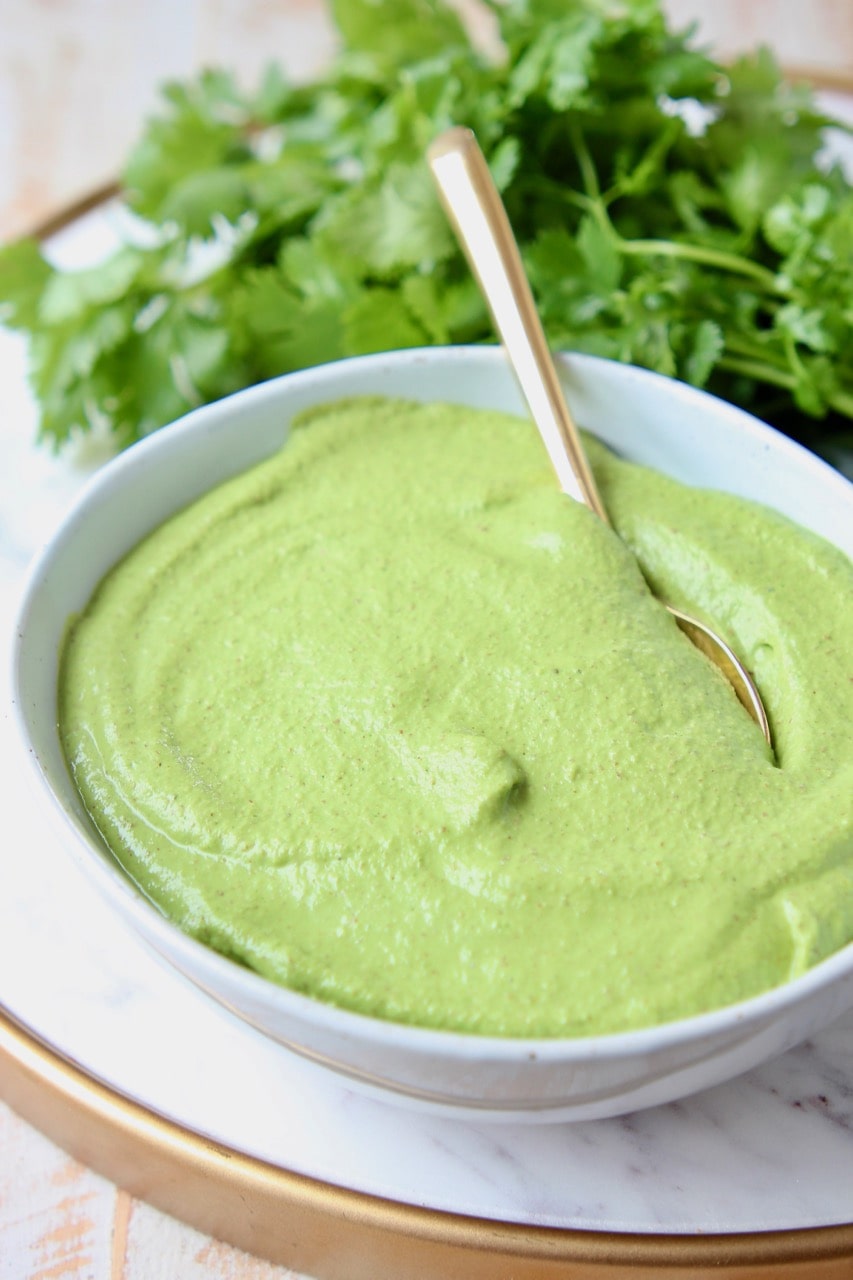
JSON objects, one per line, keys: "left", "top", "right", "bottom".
{"left": 427, "top": 125, "right": 771, "bottom": 745}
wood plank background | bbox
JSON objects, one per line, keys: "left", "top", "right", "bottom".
{"left": 1, "top": 2, "right": 851, "bottom": 1276}
{"left": 1, "top": 0, "right": 852, "bottom": 241}
{"left": 0, "top": 1099, "right": 297, "bottom": 1278}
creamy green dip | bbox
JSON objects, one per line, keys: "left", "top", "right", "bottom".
{"left": 59, "top": 397, "right": 853, "bottom": 1037}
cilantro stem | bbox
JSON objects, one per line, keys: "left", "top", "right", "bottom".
{"left": 570, "top": 118, "right": 780, "bottom": 292}
{"left": 723, "top": 333, "right": 785, "bottom": 363}
{"left": 782, "top": 330, "right": 808, "bottom": 384}
{"left": 570, "top": 125, "right": 603, "bottom": 203}
{"left": 718, "top": 355, "right": 853, "bottom": 420}
{"left": 616, "top": 238, "right": 779, "bottom": 291}
{"left": 716, "top": 355, "right": 797, "bottom": 391}
{"left": 523, "top": 177, "right": 595, "bottom": 216}
{"left": 566, "top": 129, "right": 781, "bottom": 293}
{"left": 830, "top": 388, "right": 853, "bottom": 418}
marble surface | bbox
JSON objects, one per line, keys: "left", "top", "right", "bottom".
{"left": 1, "top": 213, "right": 853, "bottom": 1252}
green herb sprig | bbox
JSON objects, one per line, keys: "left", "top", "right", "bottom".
{"left": 1, "top": 0, "right": 851, "bottom": 466}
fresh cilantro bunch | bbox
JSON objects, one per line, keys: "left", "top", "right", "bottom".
{"left": 1, "top": 0, "right": 851, "bottom": 466}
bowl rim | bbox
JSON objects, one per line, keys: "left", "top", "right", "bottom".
{"left": 11, "top": 343, "right": 853, "bottom": 1067}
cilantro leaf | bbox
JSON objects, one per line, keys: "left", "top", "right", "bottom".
{"left": 315, "top": 162, "right": 455, "bottom": 278}
{"left": 330, "top": 0, "right": 468, "bottom": 68}
{"left": 0, "top": 238, "right": 53, "bottom": 328}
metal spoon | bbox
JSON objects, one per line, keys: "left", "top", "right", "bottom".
{"left": 427, "top": 125, "right": 771, "bottom": 746}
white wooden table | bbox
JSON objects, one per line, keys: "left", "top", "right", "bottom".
{"left": 0, "top": 1103, "right": 294, "bottom": 1280}
{"left": 1, "top": 3, "right": 852, "bottom": 1277}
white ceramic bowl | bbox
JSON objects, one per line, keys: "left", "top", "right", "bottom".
{"left": 11, "top": 346, "right": 853, "bottom": 1122}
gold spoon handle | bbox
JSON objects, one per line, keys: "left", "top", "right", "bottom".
{"left": 427, "top": 126, "right": 608, "bottom": 522}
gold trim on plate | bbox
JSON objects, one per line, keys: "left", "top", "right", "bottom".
{"left": 32, "top": 181, "right": 121, "bottom": 241}
{"left": 1, "top": 1006, "right": 851, "bottom": 1279}
{"left": 782, "top": 65, "right": 853, "bottom": 94}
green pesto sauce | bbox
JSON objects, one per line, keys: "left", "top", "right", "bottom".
{"left": 59, "top": 397, "right": 853, "bottom": 1037}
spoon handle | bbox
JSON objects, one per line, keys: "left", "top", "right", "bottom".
{"left": 427, "top": 126, "right": 608, "bottom": 521}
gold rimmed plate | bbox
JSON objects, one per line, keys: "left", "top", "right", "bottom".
{"left": 3, "top": 1008, "right": 853, "bottom": 1278}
